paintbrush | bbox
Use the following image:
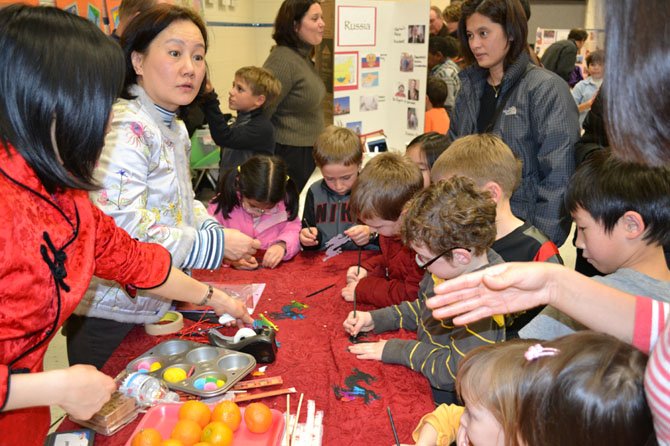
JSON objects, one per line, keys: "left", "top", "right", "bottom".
{"left": 387, "top": 406, "right": 401, "bottom": 446}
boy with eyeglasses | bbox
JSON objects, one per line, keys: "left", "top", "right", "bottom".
{"left": 343, "top": 175, "right": 506, "bottom": 405}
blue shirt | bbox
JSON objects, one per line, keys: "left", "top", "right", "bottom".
{"left": 572, "top": 76, "right": 602, "bottom": 127}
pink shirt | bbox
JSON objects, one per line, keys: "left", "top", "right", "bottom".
{"left": 207, "top": 200, "right": 301, "bottom": 260}
{"left": 634, "top": 297, "right": 670, "bottom": 443}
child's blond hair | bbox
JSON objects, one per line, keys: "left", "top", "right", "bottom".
{"left": 313, "top": 125, "right": 363, "bottom": 168}
{"left": 432, "top": 134, "right": 522, "bottom": 198}
{"left": 349, "top": 152, "right": 423, "bottom": 222}
{"left": 234, "top": 66, "right": 281, "bottom": 110}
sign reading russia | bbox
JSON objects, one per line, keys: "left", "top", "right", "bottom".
{"left": 337, "top": 5, "right": 377, "bottom": 47}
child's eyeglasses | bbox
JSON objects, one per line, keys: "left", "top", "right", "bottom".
{"left": 242, "top": 200, "right": 275, "bottom": 216}
{"left": 415, "top": 247, "right": 467, "bottom": 269}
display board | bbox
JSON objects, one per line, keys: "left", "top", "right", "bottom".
{"left": 331, "top": 0, "right": 429, "bottom": 152}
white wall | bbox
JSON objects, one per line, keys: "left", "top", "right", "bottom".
{"left": 203, "top": 0, "right": 281, "bottom": 113}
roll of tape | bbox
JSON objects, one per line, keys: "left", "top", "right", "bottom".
{"left": 233, "top": 327, "right": 257, "bottom": 343}
{"left": 144, "top": 310, "right": 184, "bottom": 336}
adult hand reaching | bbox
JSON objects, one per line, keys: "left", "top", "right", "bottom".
{"left": 425, "top": 262, "right": 557, "bottom": 325}
{"left": 224, "top": 228, "right": 261, "bottom": 260}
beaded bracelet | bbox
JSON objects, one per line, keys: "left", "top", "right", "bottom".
{"left": 198, "top": 285, "right": 214, "bottom": 306}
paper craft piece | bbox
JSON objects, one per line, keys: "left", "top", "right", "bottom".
{"left": 267, "top": 300, "right": 309, "bottom": 321}
{"left": 322, "top": 234, "right": 352, "bottom": 261}
{"left": 361, "top": 71, "right": 379, "bottom": 88}
{"left": 333, "top": 368, "right": 381, "bottom": 404}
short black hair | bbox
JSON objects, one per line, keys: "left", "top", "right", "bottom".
{"left": 211, "top": 155, "right": 299, "bottom": 221}
{"left": 120, "top": 4, "right": 209, "bottom": 101}
{"left": 0, "top": 4, "right": 125, "bottom": 193}
{"left": 406, "top": 132, "right": 451, "bottom": 169}
{"left": 459, "top": 0, "right": 528, "bottom": 70}
{"left": 586, "top": 49, "right": 604, "bottom": 67}
{"left": 272, "top": 0, "right": 321, "bottom": 48}
{"left": 426, "top": 78, "right": 448, "bottom": 108}
{"left": 565, "top": 151, "right": 670, "bottom": 246}
{"left": 568, "top": 28, "right": 588, "bottom": 42}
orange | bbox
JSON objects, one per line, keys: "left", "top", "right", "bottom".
{"left": 193, "top": 443, "right": 213, "bottom": 446}
{"left": 131, "top": 428, "right": 163, "bottom": 446}
{"left": 201, "top": 421, "right": 233, "bottom": 446}
{"left": 171, "top": 419, "right": 203, "bottom": 446}
{"left": 161, "top": 440, "right": 184, "bottom": 446}
{"left": 211, "top": 400, "right": 242, "bottom": 432}
{"left": 178, "top": 400, "right": 212, "bottom": 428}
{"left": 243, "top": 402, "right": 273, "bottom": 434}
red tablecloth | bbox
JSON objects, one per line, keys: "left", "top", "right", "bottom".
{"left": 59, "top": 250, "right": 435, "bottom": 444}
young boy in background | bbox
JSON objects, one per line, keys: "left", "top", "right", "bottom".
{"left": 200, "top": 66, "right": 281, "bottom": 169}
{"left": 520, "top": 152, "right": 670, "bottom": 340}
{"left": 300, "top": 125, "right": 373, "bottom": 251}
{"left": 432, "top": 134, "right": 562, "bottom": 265}
{"left": 432, "top": 134, "right": 562, "bottom": 335}
{"left": 572, "top": 49, "right": 604, "bottom": 128}
{"left": 342, "top": 152, "right": 424, "bottom": 307}
{"left": 424, "top": 77, "right": 450, "bottom": 134}
{"left": 343, "top": 176, "right": 505, "bottom": 404}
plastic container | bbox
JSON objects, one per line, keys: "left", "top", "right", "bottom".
{"left": 119, "top": 372, "right": 180, "bottom": 407}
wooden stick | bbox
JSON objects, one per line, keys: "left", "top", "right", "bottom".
{"left": 290, "top": 393, "right": 304, "bottom": 445}
{"left": 285, "top": 393, "right": 290, "bottom": 446}
{"left": 233, "top": 387, "right": 295, "bottom": 403}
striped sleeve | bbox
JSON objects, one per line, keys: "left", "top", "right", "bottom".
{"left": 182, "top": 224, "right": 225, "bottom": 270}
{"left": 633, "top": 297, "right": 669, "bottom": 354}
{"left": 645, "top": 319, "right": 670, "bottom": 443}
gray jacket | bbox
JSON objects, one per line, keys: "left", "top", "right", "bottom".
{"left": 449, "top": 52, "right": 579, "bottom": 245}
{"left": 373, "top": 250, "right": 505, "bottom": 397}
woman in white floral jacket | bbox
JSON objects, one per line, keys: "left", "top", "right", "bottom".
{"left": 65, "top": 5, "right": 260, "bottom": 369}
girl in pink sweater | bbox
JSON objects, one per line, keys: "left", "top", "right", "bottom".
{"left": 209, "top": 155, "right": 301, "bottom": 269}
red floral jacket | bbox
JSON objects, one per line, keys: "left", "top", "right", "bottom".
{"left": 0, "top": 144, "right": 171, "bottom": 445}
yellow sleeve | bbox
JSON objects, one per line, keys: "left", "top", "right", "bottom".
{"left": 412, "top": 404, "right": 465, "bottom": 446}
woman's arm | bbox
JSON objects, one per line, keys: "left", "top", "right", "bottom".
{"left": 425, "top": 262, "right": 637, "bottom": 343}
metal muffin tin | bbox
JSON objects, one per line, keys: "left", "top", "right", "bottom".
{"left": 126, "top": 339, "right": 256, "bottom": 398}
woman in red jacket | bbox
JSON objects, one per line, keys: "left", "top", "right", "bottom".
{"left": 0, "top": 6, "right": 252, "bottom": 444}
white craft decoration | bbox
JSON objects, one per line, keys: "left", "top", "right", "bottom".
{"left": 322, "top": 234, "right": 352, "bottom": 261}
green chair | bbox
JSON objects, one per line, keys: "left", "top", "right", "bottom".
{"left": 190, "top": 129, "right": 220, "bottom": 191}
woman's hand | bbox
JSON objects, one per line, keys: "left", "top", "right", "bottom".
{"left": 210, "top": 288, "right": 253, "bottom": 325}
{"left": 344, "top": 225, "right": 371, "bottom": 246}
{"left": 343, "top": 310, "right": 374, "bottom": 336}
{"left": 223, "top": 229, "right": 261, "bottom": 260}
{"left": 299, "top": 227, "right": 318, "bottom": 246}
{"left": 262, "top": 243, "right": 285, "bottom": 269}
{"left": 426, "top": 262, "right": 556, "bottom": 325}
{"left": 54, "top": 366, "right": 116, "bottom": 420}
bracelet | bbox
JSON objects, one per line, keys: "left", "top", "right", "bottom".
{"left": 198, "top": 285, "right": 214, "bottom": 306}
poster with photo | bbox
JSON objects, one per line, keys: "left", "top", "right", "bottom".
{"left": 332, "top": 0, "right": 428, "bottom": 150}
{"left": 361, "top": 53, "right": 380, "bottom": 68}
{"left": 334, "top": 97, "right": 351, "bottom": 115}
{"left": 334, "top": 51, "right": 359, "bottom": 91}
